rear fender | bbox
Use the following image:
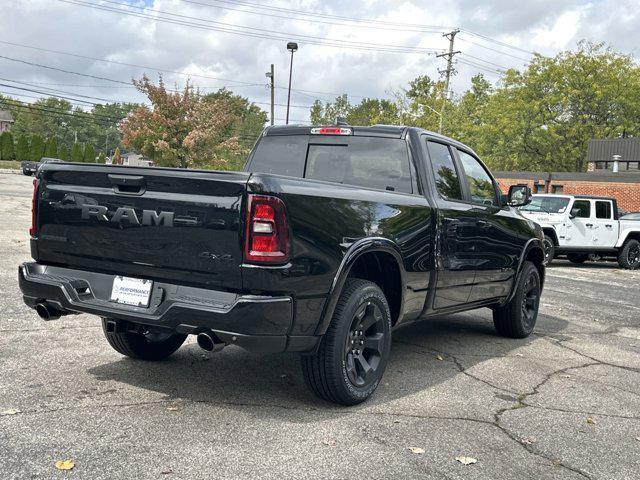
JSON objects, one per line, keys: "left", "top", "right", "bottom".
{"left": 313, "top": 237, "right": 406, "bottom": 336}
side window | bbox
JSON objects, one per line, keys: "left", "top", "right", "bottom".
{"left": 426, "top": 141, "right": 462, "bottom": 200}
{"left": 572, "top": 200, "right": 591, "bottom": 218}
{"left": 595, "top": 201, "right": 612, "bottom": 219}
{"left": 457, "top": 150, "right": 498, "bottom": 206}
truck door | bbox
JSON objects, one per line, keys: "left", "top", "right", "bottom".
{"left": 455, "top": 149, "right": 518, "bottom": 302}
{"left": 424, "top": 140, "right": 475, "bottom": 309}
{"left": 562, "top": 199, "right": 592, "bottom": 247}
{"left": 592, "top": 200, "right": 619, "bottom": 248}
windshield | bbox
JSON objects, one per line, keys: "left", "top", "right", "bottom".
{"left": 521, "top": 196, "right": 570, "bottom": 213}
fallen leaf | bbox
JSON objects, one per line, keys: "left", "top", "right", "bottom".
{"left": 322, "top": 439, "right": 335, "bottom": 446}
{"left": 560, "top": 374, "right": 571, "bottom": 378}
{"left": 166, "top": 406, "right": 179, "bottom": 411}
{"left": 635, "top": 437, "right": 640, "bottom": 442}
{"left": 521, "top": 437, "right": 536, "bottom": 445}
{"left": 0, "top": 408, "right": 20, "bottom": 416}
{"left": 455, "top": 456, "right": 478, "bottom": 465}
{"left": 435, "top": 355, "right": 444, "bottom": 361}
{"left": 55, "top": 460, "right": 75, "bottom": 471}
{"left": 586, "top": 416, "right": 596, "bottom": 424}
{"left": 515, "top": 353, "right": 524, "bottom": 357}
{"left": 408, "top": 447, "right": 425, "bottom": 454}
{"left": 161, "top": 468, "right": 173, "bottom": 475}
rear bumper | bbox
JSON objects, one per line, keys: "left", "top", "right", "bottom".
{"left": 18, "top": 262, "right": 319, "bottom": 353}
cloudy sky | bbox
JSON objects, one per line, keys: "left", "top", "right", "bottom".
{"left": 1, "top": 0, "right": 638, "bottom": 123}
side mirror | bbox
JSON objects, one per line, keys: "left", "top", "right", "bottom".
{"left": 507, "top": 184, "right": 531, "bottom": 207}
{"left": 569, "top": 208, "right": 579, "bottom": 219}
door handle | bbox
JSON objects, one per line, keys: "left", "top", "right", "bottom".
{"left": 476, "top": 220, "right": 491, "bottom": 229}
{"left": 585, "top": 223, "right": 593, "bottom": 228}
{"left": 443, "top": 218, "right": 459, "bottom": 233}
{"left": 605, "top": 224, "right": 612, "bottom": 228}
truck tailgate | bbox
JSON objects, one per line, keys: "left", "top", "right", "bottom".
{"left": 34, "top": 164, "right": 249, "bottom": 290}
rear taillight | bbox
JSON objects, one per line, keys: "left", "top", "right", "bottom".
{"left": 244, "top": 195, "right": 289, "bottom": 264}
{"left": 29, "top": 178, "right": 39, "bottom": 236}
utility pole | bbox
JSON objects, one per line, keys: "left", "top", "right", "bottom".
{"left": 265, "top": 64, "right": 274, "bottom": 126}
{"left": 436, "top": 29, "right": 460, "bottom": 134}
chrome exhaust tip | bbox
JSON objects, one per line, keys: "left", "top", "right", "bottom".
{"left": 197, "top": 332, "right": 225, "bottom": 352}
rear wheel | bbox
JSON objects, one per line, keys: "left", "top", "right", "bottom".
{"left": 567, "top": 253, "right": 589, "bottom": 264}
{"left": 301, "top": 279, "right": 392, "bottom": 405}
{"left": 101, "top": 319, "right": 187, "bottom": 360}
{"left": 618, "top": 239, "right": 640, "bottom": 270}
{"left": 492, "top": 261, "right": 540, "bottom": 338}
{"left": 542, "top": 235, "right": 555, "bottom": 266}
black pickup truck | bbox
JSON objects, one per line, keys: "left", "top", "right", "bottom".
{"left": 19, "top": 124, "right": 545, "bottom": 405}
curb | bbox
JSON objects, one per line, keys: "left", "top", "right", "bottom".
{"left": 0, "top": 169, "right": 22, "bottom": 175}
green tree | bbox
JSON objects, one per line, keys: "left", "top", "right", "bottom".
{"left": 97, "top": 151, "right": 105, "bottom": 163}
{"left": 44, "top": 137, "right": 58, "bottom": 158}
{"left": 122, "top": 75, "right": 249, "bottom": 169}
{"left": 71, "top": 142, "right": 84, "bottom": 162}
{"left": 84, "top": 143, "right": 96, "bottom": 163}
{"left": 0, "top": 131, "right": 15, "bottom": 160}
{"left": 310, "top": 94, "right": 352, "bottom": 125}
{"left": 58, "top": 143, "right": 69, "bottom": 161}
{"left": 29, "top": 135, "right": 45, "bottom": 161}
{"left": 16, "top": 134, "right": 29, "bottom": 161}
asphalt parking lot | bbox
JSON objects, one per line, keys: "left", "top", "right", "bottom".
{"left": 1, "top": 172, "right": 639, "bottom": 480}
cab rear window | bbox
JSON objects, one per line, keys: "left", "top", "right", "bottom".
{"left": 249, "top": 135, "right": 415, "bottom": 194}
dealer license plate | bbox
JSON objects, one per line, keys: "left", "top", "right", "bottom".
{"left": 110, "top": 276, "right": 153, "bottom": 307}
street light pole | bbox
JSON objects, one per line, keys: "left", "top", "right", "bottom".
{"left": 285, "top": 42, "right": 298, "bottom": 125}
{"left": 265, "top": 64, "right": 274, "bottom": 126}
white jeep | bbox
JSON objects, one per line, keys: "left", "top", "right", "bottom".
{"left": 520, "top": 194, "right": 640, "bottom": 269}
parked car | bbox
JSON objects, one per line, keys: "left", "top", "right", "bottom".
{"left": 21, "top": 160, "right": 38, "bottom": 176}
{"left": 19, "top": 124, "right": 546, "bottom": 405}
{"left": 520, "top": 194, "right": 640, "bottom": 269}
{"left": 621, "top": 212, "right": 640, "bottom": 221}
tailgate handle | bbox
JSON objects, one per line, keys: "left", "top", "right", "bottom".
{"left": 108, "top": 174, "right": 146, "bottom": 195}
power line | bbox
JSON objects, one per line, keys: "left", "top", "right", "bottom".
{"left": 460, "top": 53, "right": 509, "bottom": 70}
{"left": 176, "top": 0, "right": 449, "bottom": 34}
{"left": 0, "top": 41, "right": 364, "bottom": 99}
{"left": 455, "top": 59, "right": 504, "bottom": 75}
{"left": 457, "top": 35, "right": 532, "bottom": 62}
{"left": 460, "top": 29, "right": 537, "bottom": 56}
{"left": 0, "top": 55, "right": 129, "bottom": 85}
{"left": 56, "top": 0, "right": 444, "bottom": 55}
{"left": 198, "top": 0, "right": 453, "bottom": 31}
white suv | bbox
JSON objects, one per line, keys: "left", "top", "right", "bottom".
{"left": 520, "top": 194, "right": 640, "bottom": 269}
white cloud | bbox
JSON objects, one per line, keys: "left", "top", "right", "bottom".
{"left": 0, "top": 0, "right": 637, "bottom": 123}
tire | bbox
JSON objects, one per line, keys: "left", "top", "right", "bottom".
{"left": 567, "top": 253, "right": 589, "bottom": 264}
{"left": 618, "top": 239, "right": 640, "bottom": 270}
{"left": 493, "top": 261, "right": 541, "bottom": 339}
{"left": 542, "top": 235, "right": 555, "bottom": 266}
{"left": 101, "top": 319, "right": 187, "bottom": 361}
{"left": 301, "top": 279, "right": 392, "bottom": 406}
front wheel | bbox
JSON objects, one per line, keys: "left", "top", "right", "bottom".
{"left": 492, "top": 261, "right": 541, "bottom": 338}
{"left": 618, "top": 239, "right": 640, "bottom": 270}
{"left": 102, "top": 319, "right": 187, "bottom": 361}
{"left": 542, "top": 235, "right": 555, "bottom": 266}
{"left": 301, "top": 279, "right": 392, "bottom": 405}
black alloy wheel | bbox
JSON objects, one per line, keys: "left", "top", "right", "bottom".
{"left": 520, "top": 271, "right": 540, "bottom": 333}
{"left": 492, "top": 261, "right": 540, "bottom": 338}
{"left": 344, "top": 301, "right": 386, "bottom": 388}
{"left": 628, "top": 243, "right": 640, "bottom": 267}
{"left": 542, "top": 236, "right": 555, "bottom": 266}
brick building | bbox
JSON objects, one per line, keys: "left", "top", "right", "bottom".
{"left": 495, "top": 137, "right": 640, "bottom": 213}
{"left": 495, "top": 171, "right": 640, "bottom": 213}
